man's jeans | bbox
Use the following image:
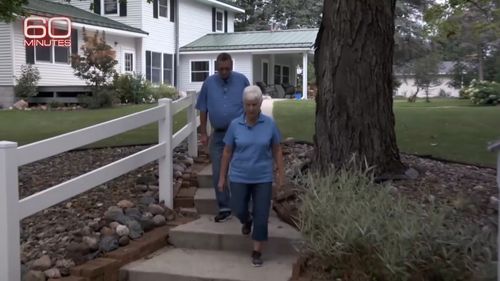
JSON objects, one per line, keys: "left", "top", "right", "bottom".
{"left": 210, "top": 131, "right": 231, "bottom": 213}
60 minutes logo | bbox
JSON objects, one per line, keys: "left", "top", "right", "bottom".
{"left": 23, "top": 16, "right": 72, "bottom": 47}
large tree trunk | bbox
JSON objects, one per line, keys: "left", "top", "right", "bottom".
{"left": 314, "top": 0, "right": 405, "bottom": 176}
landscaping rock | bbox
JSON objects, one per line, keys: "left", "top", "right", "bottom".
{"left": 55, "top": 259, "right": 75, "bottom": 276}
{"left": 117, "top": 200, "right": 135, "bottom": 209}
{"left": 139, "top": 212, "right": 155, "bottom": 232}
{"left": 153, "top": 215, "right": 166, "bottom": 226}
{"left": 109, "top": 222, "right": 120, "bottom": 230}
{"left": 119, "top": 236, "right": 130, "bottom": 246}
{"left": 116, "top": 225, "right": 130, "bottom": 237}
{"left": 31, "top": 255, "right": 52, "bottom": 271}
{"left": 104, "top": 206, "right": 124, "bottom": 221}
{"left": 139, "top": 195, "right": 156, "bottom": 207}
{"left": 44, "top": 268, "right": 61, "bottom": 279}
{"left": 100, "top": 226, "right": 115, "bottom": 237}
{"left": 148, "top": 204, "right": 165, "bottom": 215}
{"left": 82, "top": 237, "right": 98, "bottom": 252}
{"left": 24, "top": 270, "right": 45, "bottom": 281}
{"left": 125, "top": 208, "right": 142, "bottom": 221}
{"left": 99, "top": 236, "right": 119, "bottom": 252}
{"left": 13, "top": 99, "right": 28, "bottom": 110}
{"left": 126, "top": 219, "right": 143, "bottom": 239}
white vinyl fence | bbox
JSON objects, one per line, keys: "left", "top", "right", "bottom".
{"left": 0, "top": 93, "right": 199, "bottom": 281}
{"left": 488, "top": 140, "right": 500, "bottom": 281}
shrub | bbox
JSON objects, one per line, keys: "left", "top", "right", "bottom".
{"left": 461, "top": 80, "right": 500, "bottom": 105}
{"left": 113, "top": 73, "right": 148, "bottom": 104}
{"left": 148, "top": 84, "right": 178, "bottom": 102}
{"left": 298, "top": 161, "right": 495, "bottom": 281}
{"left": 14, "top": 64, "right": 41, "bottom": 99}
{"left": 77, "top": 88, "right": 116, "bottom": 109}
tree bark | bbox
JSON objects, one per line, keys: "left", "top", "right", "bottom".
{"left": 314, "top": 0, "right": 405, "bottom": 176}
{"left": 478, "top": 45, "right": 484, "bottom": 81}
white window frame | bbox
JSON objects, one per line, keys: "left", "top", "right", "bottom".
{"left": 102, "top": 0, "right": 119, "bottom": 15}
{"left": 123, "top": 51, "right": 134, "bottom": 73}
{"left": 212, "top": 58, "right": 235, "bottom": 75}
{"left": 190, "top": 60, "right": 210, "bottom": 83}
{"left": 33, "top": 28, "right": 70, "bottom": 65}
{"left": 261, "top": 59, "right": 269, "bottom": 85}
{"left": 215, "top": 9, "right": 224, "bottom": 32}
{"left": 159, "top": 0, "right": 169, "bottom": 18}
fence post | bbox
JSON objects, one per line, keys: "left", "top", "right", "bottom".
{"left": 158, "top": 99, "right": 173, "bottom": 209}
{"left": 0, "top": 141, "right": 20, "bottom": 281}
{"left": 187, "top": 91, "right": 198, "bottom": 158}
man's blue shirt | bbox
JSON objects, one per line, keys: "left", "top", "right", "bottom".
{"left": 195, "top": 71, "right": 250, "bottom": 129}
{"left": 223, "top": 113, "right": 281, "bottom": 183}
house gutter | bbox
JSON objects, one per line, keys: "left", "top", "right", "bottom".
{"left": 71, "top": 22, "right": 148, "bottom": 38}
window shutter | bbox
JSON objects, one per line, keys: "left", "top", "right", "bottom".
{"left": 71, "top": 29, "right": 78, "bottom": 55}
{"left": 146, "top": 51, "right": 152, "bottom": 81}
{"left": 93, "top": 0, "right": 101, "bottom": 14}
{"left": 224, "top": 11, "right": 228, "bottom": 33}
{"left": 170, "top": 0, "right": 175, "bottom": 22}
{"left": 153, "top": 0, "right": 158, "bottom": 18}
{"left": 26, "top": 45, "right": 35, "bottom": 64}
{"left": 212, "top": 7, "right": 216, "bottom": 32}
{"left": 119, "top": 0, "right": 127, "bottom": 16}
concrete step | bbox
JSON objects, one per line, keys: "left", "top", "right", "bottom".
{"left": 194, "top": 187, "right": 218, "bottom": 215}
{"left": 169, "top": 215, "right": 302, "bottom": 255}
{"left": 121, "top": 247, "right": 297, "bottom": 281}
{"left": 197, "top": 164, "right": 213, "bottom": 188}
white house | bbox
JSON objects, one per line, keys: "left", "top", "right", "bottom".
{"left": 394, "top": 61, "right": 462, "bottom": 98}
{"left": 0, "top": 0, "right": 317, "bottom": 108}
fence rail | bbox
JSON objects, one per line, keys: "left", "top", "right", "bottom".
{"left": 0, "top": 92, "right": 199, "bottom": 281}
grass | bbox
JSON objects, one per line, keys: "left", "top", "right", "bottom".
{"left": 0, "top": 104, "right": 188, "bottom": 148}
{"left": 273, "top": 98, "right": 500, "bottom": 167}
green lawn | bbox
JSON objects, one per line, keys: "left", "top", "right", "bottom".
{"left": 0, "top": 105, "right": 188, "bottom": 148}
{"left": 273, "top": 99, "right": 500, "bottom": 167}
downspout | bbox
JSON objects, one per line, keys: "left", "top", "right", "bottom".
{"left": 175, "top": 0, "right": 180, "bottom": 88}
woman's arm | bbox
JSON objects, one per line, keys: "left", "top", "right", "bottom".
{"left": 218, "top": 145, "right": 233, "bottom": 191}
{"left": 272, "top": 144, "right": 284, "bottom": 189}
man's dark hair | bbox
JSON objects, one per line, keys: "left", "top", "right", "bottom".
{"left": 216, "top": 53, "right": 232, "bottom": 64}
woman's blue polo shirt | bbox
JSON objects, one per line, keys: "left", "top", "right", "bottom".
{"left": 223, "top": 113, "right": 281, "bottom": 183}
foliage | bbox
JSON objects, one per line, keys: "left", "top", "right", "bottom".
{"left": 113, "top": 73, "right": 149, "bottom": 104}
{"left": 461, "top": 79, "right": 500, "bottom": 105}
{"left": 148, "top": 84, "right": 178, "bottom": 102}
{"left": 412, "top": 53, "right": 442, "bottom": 99}
{"left": 71, "top": 28, "right": 118, "bottom": 90}
{"left": 0, "top": 0, "right": 28, "bottom": 23}
{"left": 298, "top": 162, "right": 495, "bottom": 281}
{"left": 77, "top": 88, "right": 116, "bottom": 109}
{"left": 14, "top": 64, "right": 41, "bottom": 99}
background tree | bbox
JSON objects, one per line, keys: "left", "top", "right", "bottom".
{"left": 409, "top": 53, "right": 441, "bottom": 102}
{"left": 314, "top": 0, "right": 405, "bottom": 176}
{"left": 71, "top": 28, "right": 117, "bottom": 89}
{"left": 0, "top": 0, "right": 27, "bottom": 23}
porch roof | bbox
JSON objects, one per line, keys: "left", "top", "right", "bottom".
{"left": 23, "top": 0, "right": 148, "bottom": 36}
{"left": 179, "top": 29, "right": 318, "bottom": 53}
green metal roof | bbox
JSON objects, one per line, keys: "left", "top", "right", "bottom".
{"left": 24, "top": 0, "right": 148, "bottom": 35}
{"left": 180, "top": 29, "right": 318, "bottom": 52}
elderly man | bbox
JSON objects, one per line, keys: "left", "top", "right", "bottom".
{"left": 196, "top": 53, "right": 250, "bottom": 222}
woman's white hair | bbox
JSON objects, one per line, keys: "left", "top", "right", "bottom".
{"left": 243, "top": 85, "right": 263, "bottom": 102}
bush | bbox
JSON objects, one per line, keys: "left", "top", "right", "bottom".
{"left": 298, "top": 161, "right": 495, "bottom": 281}
{"left": 113, "top": 73, "right": 148, "bottom": 104}
{"left": 148, "top": 84, "right": 178, "bottom": 102}
{"left": 14, "top": 64, "right": 41, "bottom": 99}
{"left": 77, "top": 88, "right": 116, "bottom": 109}
{"left": 461, "top": 80, "right": 500, "bottom": 105}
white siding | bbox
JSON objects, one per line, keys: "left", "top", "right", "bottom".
{"left": 0, "top": 22, "right": 14, "bottom": 86}
{"left": 61, "top": 0, "right": 143, "bottom": 29}
{"left": 179, "top": 0, "right": 236, "bottom": 46}
{"left": 178, "top": 52, "right": 252, "bottom": 92}
{"left": 12, "top": 19, "right": 138, "bottom": 87}
{"left": 395, "top": 77, "right": 460, "bottom": 98}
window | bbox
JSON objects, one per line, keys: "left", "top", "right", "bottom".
{"left": 36, "top": 46, "right": 52, "bottom": 63}
{"left": 104, "top": 0, "right": 118, "bottom": 14}
{"left": 159, "top": 0, "right": 168, "bottom": 18}
{"left": 152, "top": 52, "right": 162, "bottom": 84}
{"left": 282, "top": 66, "right": 290, "bottom": 84}
{"left": 274, "top": 65, "right": 282, "bottom": 85}
{"left": 124, "top": 52, "right": 134, "bottom": 72}
{"left": 262, "top": 60, "right": 269, "bottom": 85}
{"left": 163, "top": 54, "right": 173, "bottom": 85}
{"left": 54, "top": 46, "right": 69, "bottom": 63}
{"left": 191, "top": 61, "right": 209, "bottom": 82}
{"left": 216, "top": 10, "right": 224, "bottom": 31}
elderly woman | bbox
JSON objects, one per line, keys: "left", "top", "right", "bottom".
{"left": 217, "top": 85, "right": 284, "bottom": 267}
